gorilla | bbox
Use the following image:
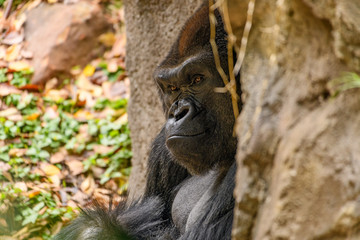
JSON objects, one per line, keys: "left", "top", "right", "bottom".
{"left": 55, "top": 1, "right": 242, "bottom": 239}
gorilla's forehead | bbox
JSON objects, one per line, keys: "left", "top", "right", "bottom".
{"left": 155, "top": 53, "right": 212, "bottom": 81}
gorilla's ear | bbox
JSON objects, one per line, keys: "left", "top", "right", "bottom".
{"left": 177, "top": 3, "right": 210, "bottom": 57}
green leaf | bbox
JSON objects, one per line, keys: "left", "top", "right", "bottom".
{"left": 39, "top": 150, "right": 50, "bottom": 159}
{"left": 0, "top": 153, "right": 10, "bottom": 161}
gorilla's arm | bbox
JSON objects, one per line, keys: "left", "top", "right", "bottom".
{"left": 55, "top": 129, "right": 189, "bottom": 240}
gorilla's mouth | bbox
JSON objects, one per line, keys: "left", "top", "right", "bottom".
{"left": 167, "top": 131, "right": 206, "bottom": 139}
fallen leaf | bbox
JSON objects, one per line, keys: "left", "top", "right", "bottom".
{"left": 89, "top": 70, "right": 108, "bottom": 85}
{"left": 28, "top": 190, "right": 41, "bottom": 198}
{"left": 19, "top": 84, "right": 40, "bottom": 91}
{"left": 44, "top": 89, "right": 70, "bottom": 102}
{"left": 66, "top": 200, "right": 78, "bottom": 209}
{"left": 107, "top": 59, "right": 118, "bottom": 73}
{"left": 27, "top": 0, "right": 42, "bottom": 11}
{"left": 40, "top": 163, "right": 61, "bottom": 176}
{"left": 0, "top": 83, "right": 21, "bottom": 96}
{"left": 104, "top": 179, "right": 117, "bottom": 192}
{"left": 82, "top": 65, "right": 95, "bottom": 77}
{"left": 44, "top": 78, "right": 58, "bottom": 92}
{"left": 98, "top": 32, "right": 116, "bottom": 47}
{"left": 0, "top": 46, "right": 6, "bottom": 60}
{"left": 14, "top": 14, "right": 26, "bottom": 31}
{"left": 8, "top": 148, "right": 27, "bottom": 157}
{"left": 103, "top": 81, "right": 127, "bottom": 100}
{"left": 48, "top": 0, "right": 58, "bottom": 3}
{"left": 93, "top": 145, "right": 113, "bottom": 155}
{"left": 77, "top": 89, "right": 96, "bottom": 108}
{"left": 90, "top": 166, "right": 104, "bottom": 178}
{"left": 65, "top": 159, "right": 83, "bottom": 175}
{"left": 50, "top": 149, "right": 66, "bottom": 164}
{"left": 0, "top": 60, "right": 7, "bottom": 68}
{"left": 110, "top": 34, "right": 126, "bottom": 57}
{"left": 20, "top": 49, "right": 33, "bottom": 59}
{"left": 114, "top": 113, "right": 128, "bottom": 125}
{"left": 73, "top": 109, "right": 94, "bottom": 121}
{"left": 0, "top": 108, "right": 20, "bottom": 117}
{"left": 75, "top": 93, "right": 86, "bottom": 107}
{"left": 14, "top": 182, "right": 28, "bottom": 192}
{"left": 44, "top": 106, "right": 59, "bottom": 119}
{"left": 7, "top": 114, "right": 23, "bottom": 121}
{"left": 77, "top": 124, "right": 91, "bottom": 141}
{"left": 77, "top": 75, "right": 103, "bottom": 97}
{"left": 51, "top": 221, "right": 63, "bottom": 236}
{"left": 2, "top": 30, "right": 24, "bottom": 45}
{"left": 71, "top": 191, "right": 88, "bottom": 206}
{"left": 25, "top": 112, "right": 40, "bottom": 120}
{"left": 0, "top": 162, "right": 11, "bottom": 172}
{"left": 5, "top": 44, "right": 21, "bottom": 62}
{"left": 80, "top": 175, "right": 95, "bottom": 195}
{"left": 31, "top": 167, "right": 45, "bottom": 177}
{"left": 49, "top": 175, "right": 61, "bottom": 187}
{"left": 8, "top": 60, "right": 31, "bottom": 72}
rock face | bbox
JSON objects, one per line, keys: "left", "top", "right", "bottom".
{"left": 231, "top": 0, "right": 360, "bottom": 239}
{"left": 25, "top": 1, "right": 112, "bottom": 85}
{"left": 124, "top": 0, "right": 360, "bottom": 237}
{"left": 124, "top": 0, "right": 203, "bottom": 199}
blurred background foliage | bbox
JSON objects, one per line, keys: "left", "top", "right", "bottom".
{"left": 0, "top": 0, "right": 130, "bottom": 239}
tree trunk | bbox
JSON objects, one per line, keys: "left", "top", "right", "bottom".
{"left": 123, "top": 0, "right": 203, "bottom": 199}
{"left": 231, "top": 0, "right": 360, "bottom": 239}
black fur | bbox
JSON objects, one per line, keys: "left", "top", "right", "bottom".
{"left": 55, "top": 1, "right": 241, "bottom": 239}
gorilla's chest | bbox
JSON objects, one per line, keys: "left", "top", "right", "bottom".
{"left": 171, "top": 171, "right": 217, "bottom": 234}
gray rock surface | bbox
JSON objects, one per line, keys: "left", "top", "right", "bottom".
{"left": 230, "top": 0, "right": 360, "bottom": 239}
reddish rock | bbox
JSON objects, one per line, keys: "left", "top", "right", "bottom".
{"left": 24, "top": 1, "right": 112, "bottom": 85}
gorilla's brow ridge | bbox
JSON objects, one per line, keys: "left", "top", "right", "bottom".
{"left": 156, "top": 54, "right": 207, "bottom": 81}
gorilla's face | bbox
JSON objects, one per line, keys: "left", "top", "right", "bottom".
{"left": 155, "top": 51, "right": 237, "bottom": 175}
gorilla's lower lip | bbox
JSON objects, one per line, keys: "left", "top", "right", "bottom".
{"left": 168, "top": 131, "right": 206, "bottom": 139}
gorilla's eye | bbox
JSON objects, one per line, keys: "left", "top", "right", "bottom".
{"left": 169, "top": 85, "right": 179, "bottom": 92}
{"left": 193, "top": 75, "right": 203, "bottom": 84}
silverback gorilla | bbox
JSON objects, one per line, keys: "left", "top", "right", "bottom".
{"left": 55, "top": 1, "right": 242, "bottom": 239}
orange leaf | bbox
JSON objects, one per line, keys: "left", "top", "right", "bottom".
{"left": 28, "top": 190, "right": 41, "bottom": 198}
{"left": 73, "top": 109, "right": 94, "bottom": 121}
{"left": 8, "top": 60, "right": 31, "bottom": 71}
{"left": 25, "top": 112, "right": 40, "bottom": 120}
{"left": 5, "top": 44, "right": 21, "bottom": 62}
{"left": 19, "top": 84, "right": 40, "bottom": 91}
{"left": 40, "top": 163, "right": 60, "bottom": 176}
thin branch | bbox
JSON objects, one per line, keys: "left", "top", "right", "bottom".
{"left": 233, "top": 0, "right": 256, "bottom": 75}
{"left": 209, "top": 0, "right": 239, "bottom": 121}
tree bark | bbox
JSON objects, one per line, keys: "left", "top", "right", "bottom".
{"left": 124, "top": 0, "right": 203, "bottom": 199}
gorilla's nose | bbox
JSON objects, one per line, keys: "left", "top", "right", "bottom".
{"left": 169, "top": 99, "right": 194, "bottom": 122}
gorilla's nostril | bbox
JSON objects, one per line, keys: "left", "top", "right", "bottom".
{"left": 175, "top": 108, "right": 189, "bottom": 121}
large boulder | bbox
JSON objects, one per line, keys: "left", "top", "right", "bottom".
{"left": 25, "top": 1, "right": 112, "bottom": 85}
